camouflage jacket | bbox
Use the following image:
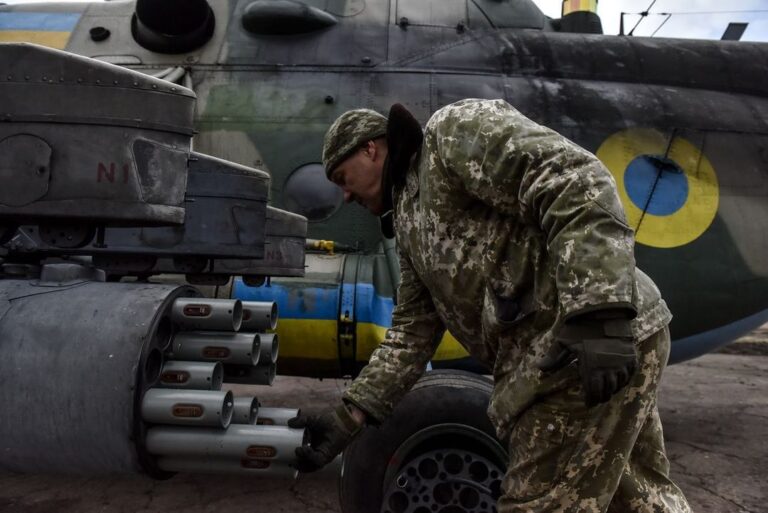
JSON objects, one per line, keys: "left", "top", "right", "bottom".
{"left": 344, "top": 99, "right": 672, "bottom": 426}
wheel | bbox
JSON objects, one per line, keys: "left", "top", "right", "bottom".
{"left": 0, "top": 224, "right": 17, "bottom": 245}
{"left": 340, "top": 370, "right": 507, "bottom": 513}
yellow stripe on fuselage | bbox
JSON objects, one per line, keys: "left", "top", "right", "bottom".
{"left": 357, "top": 323, "right": 470, "bottom": 362}
{"left": 275, "top": 318, "right": 470, "bottom": 363}
{"left": 275, "top": 318, "right": 338, "bottom": 360}
{"left": 0, "top": 30, "right": 70, "bottom": 49}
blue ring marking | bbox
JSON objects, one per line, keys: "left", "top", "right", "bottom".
{"left": 624, "top": 156, "right": 689, "bottom": 216}
{"left": 0, "top": 12, "right": 81, "bottom": 31}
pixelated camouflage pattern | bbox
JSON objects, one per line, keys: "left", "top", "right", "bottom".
{"left": 322, "top": 108, "right": 387, "bottom": 176}
{"left": 342, "top": 99, "right": 683, "bottom": 510}
{"left": 498, "top": 327, "right": 691, "bottom": 512}
{"left": 344, "top": 99, "right": 671, "bottom": 422}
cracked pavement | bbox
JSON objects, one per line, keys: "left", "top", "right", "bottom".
{"left": 0, "top": 350, "right": 765, "bottom": 513}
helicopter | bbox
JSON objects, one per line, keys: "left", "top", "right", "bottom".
{"left": 1, "top": 1, "right": 767, "bottom": 511}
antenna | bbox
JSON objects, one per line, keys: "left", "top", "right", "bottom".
{"left": 620, "top": 0, "right": 657, "bottom": 36}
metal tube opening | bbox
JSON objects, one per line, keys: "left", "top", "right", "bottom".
{"left": 144, "top": 348, "right": 164, "bottom": 386}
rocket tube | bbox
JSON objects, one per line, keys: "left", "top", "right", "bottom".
{"left": 170, "top": 331, "right": 260, "bottom": 366}
{"left": 146, "top": 424, "right": 304, "bottom": 463}
{"left": 157, "top": 456, "right": 298, "bottom": 479}
{"left": 141, "top": 389, "right": 234, "bottom": 428}
{"left": 171, "top": 298, "right": 243, "bottom": 332}
{"left": 232, "top": 396, "right": 259, "bottom": 424}
{"left": 256, "top": 333, "right": 279, "bottom": 364}
{"left": 256, "top": 407, "right": 300, "bottom": 427}
{"left": 223, "top": 361, "right": 276, "bottom": 386}
{"left": 240, "top": 301, "right": 277, "bottom": 331}
{"left": 158, "top": 361, "right": 223, "bottom": 390}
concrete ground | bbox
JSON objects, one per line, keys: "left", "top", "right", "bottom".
{"left": 0, "top": 344, "right": 765, "bottom": 512}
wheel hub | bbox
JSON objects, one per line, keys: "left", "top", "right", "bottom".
{"left": 380, "top": 448, "right": 504, "bottom": 513}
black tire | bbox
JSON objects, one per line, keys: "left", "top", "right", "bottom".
{"left": 0, "top": 225, "right": 17, "bottom": 246}
{"left": 339, "top": 370, "right": 506, "bottom": 513}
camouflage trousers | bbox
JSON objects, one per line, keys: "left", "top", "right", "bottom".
{"left": 497, "top": 327, "right": 692, "bottom": 513}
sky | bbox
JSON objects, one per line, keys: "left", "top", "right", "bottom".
{"left": 3, "top": 0, "right": 768, "bottom": 42}
{"left": 535, "top": 0, "right": 768, "bottom": 41}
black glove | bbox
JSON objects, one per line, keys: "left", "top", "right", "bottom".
{"left": 538, "top": 311, "right": 637, "bottom": 407}
{"left": 287, "top": 404, "right": 363, "bottom": 473}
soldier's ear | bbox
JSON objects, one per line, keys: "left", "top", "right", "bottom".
{"left": 362, "top": 140, "right": 377, "bottom": 160}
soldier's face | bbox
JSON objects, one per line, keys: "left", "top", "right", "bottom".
{"left": 330, "top": 140, "right": 387, "bottom": 215}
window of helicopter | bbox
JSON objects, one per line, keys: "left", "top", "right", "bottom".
{"left": 283, "top": 163, "right": 344, "bottom": 222}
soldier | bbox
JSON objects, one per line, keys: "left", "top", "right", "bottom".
{"left": 288, "top": 99, "right": 692, "bottom": 512}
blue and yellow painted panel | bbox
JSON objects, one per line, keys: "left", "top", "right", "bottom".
{"left": 234, "top": 279, "right": 340, "bottom": 361}
{"left": 0, "top": 12, "right": 81, "bottom": 49}
{"left": 234, "top": 279, "right": 469, "bottom": 364}
{"left": 597, "top": 128, "right": 719, "bottom": 249}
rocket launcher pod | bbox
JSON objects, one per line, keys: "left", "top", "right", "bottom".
{"left": 146, "top": 424, "right": 304, "bottom": 462}
{"left": 7, "top": 153, "right": 272, "bottom": 261}
{"left": 129, "top": 207, "right": 307, "bottom": 281}
{"left": 171, "top": 331, "right": 259, "bottom": 366}
{"left": 172, "top": 298, "right": 243, "bottom": 332}
{"left": 241, "top": 301, "right": 278, "bottom": 331}
{"left": 22, "top": 153, "right": 269, "bottom": 259}
{"left": 12, "top": 207, "right": 309, "bottom": 282}
{"left": 141, "top": 389, "right": 234, "bottom": 428}
{"left": 158, "top": 361, "right": 223, "bottom": 390}
{"left": 210, "top": 208, "right": 307, "bottom": 279}
{"left": 0, "top": 277, "right": 200, "bottom": 474}
{"left": 0, "top": 43, "right": 194, "bottom": 227}
{"left": 256, "top": 408, "right": 300, "bottom": 427}
{"left": 156, "top": 457, "right": 298, "bottom": 480}
{"left": 232, "top": 397, "right": 260, "bottom": 424}
{"left": 224, "top": 361, "right": 276, "bottom": 386}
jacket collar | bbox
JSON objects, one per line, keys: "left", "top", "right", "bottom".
{"left": 379, "top": 103, "right": 423, "bottom": 238}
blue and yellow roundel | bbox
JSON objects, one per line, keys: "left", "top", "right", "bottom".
{"left": 596, "top": 128, "right": 719, "bottom": 249}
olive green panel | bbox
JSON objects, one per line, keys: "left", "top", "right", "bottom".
{"left": 223, "top": 0, "right": 389, "bottom": 66}
{"left": 396, "top": 0, "right": 467, "bottom": 28}
{"left": 193, "top": 69, "right": 383, "bottom": 252}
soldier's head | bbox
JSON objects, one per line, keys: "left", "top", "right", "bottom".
{"left": 323, "top": 109, "right": 389, "bottom": 215}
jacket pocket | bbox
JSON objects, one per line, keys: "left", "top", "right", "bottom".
{"left": 487, "top": 278, "right": 537, "bottom": 327}
{"left": 502, "top": 405, "right": 580, "bottom": 502}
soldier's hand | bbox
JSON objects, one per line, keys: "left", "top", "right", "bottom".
{"left": 287, "top": 404, "right": 364, "bottom": 473}
{"left": 537, "top": 312, "right": 637, "bottom": 407}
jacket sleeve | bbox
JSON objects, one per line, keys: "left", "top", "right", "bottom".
{"left": 343, "top": 252, "right": 445, "bottom": 423}
{"left": 429, "top": 99, "right": 637, "bottom": 318}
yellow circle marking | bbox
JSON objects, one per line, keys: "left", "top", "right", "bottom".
{"left": 596, "top": 128, "right": 719, "bottom": 249}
